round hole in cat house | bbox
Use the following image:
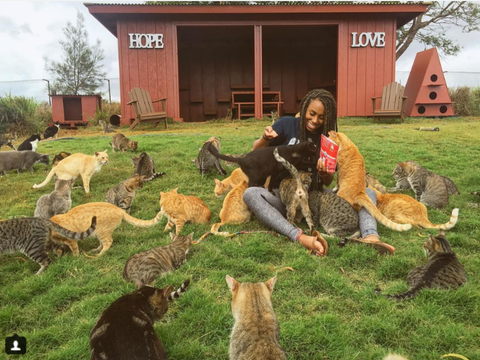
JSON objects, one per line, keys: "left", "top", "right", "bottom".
{"left": 109, "top": 114, "right": 121, "bottom": 126}
{"left": 429, "top": 92, "right": 437, "bottom": 100}
{"left": 430, "top": 74, "right": 438, "bottom": 82}
{"left": 440, "top": 105, "right": 448, "bottom": 114}
{"left": 417, "top": 105, "right": 426, "bottom": 115}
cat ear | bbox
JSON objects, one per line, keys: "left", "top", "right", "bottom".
{"left": 173, "top": 188, "right": 178, "bottom": 193}
{"left": 169, "top": 232, "right": 175, "bottom": 240}
{"left": 265, "top": 276, "right": 276, "bottom": 292}
{"left": 187, "top": 232, "right": 194, "bottom": 241}
{"left": 438, "top": 229, "right": 446, "bottom": 237}
{"left": 95, "top": 152, "right": 99, "bottom": 156}
{"left": 226, "top": 275, "right": 238, "bottom": 292}
{"left": 104, "top": 149, "right": 108, "bottom": 153}
{"left": 214, "top": 179, "right": 221, "bottom": 185}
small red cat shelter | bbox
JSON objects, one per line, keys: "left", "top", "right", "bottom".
{"left": 51, "top": 94, "right": 102, "bottom": 127}
{"left": 404, "top": 48, "right": 455, "bottom": 117}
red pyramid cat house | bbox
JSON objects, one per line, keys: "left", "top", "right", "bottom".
{"left": 404, "top": 48, "right": 455, "bottom": 117}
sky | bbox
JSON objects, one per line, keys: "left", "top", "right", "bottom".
{"left": 0, "top": 0, "right": 479, "bottom": 102}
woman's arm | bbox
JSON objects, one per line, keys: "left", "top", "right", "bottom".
{"left": 252, "top": 126, "right": 278, "bottom": 150}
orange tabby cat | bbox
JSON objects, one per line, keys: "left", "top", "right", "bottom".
{"left": 328, "top": 131, "right": 411, "bottom": 232}
{"left": 159, "top": 188, "right": 211, "bottom": 235}
{"left": 33, "top": 150, "right": 109, "bottom": 193}
{"left": 211, "top": 180, "right": 251, "bottom": 236}
{"left": 50, "top": 202, "right": 163, "bottom": 256}
{"left": 368, "top": 187, "right": 459, "bottom": 230}
{"left": 214, "top": 168, "right": 249, "bottom": 197}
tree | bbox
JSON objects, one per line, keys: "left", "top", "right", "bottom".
{"left": 44, "top": 12, "right": 106, "bottom": 95}
{"left": 397, "top": 1, "right": 480, "bottom": 60}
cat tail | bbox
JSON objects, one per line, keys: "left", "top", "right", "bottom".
{"left": 143, "top": 171, "right": 166, "bottom": 182}
{"left": 384, "top": 282, "right": 424, "bottom": 300}
{"left": 121, "top": 210, "right": 164, "bottom": 228}
{"left": 207, "top": 142, "right": 239, "bottom": 163}
{"left": 167, "top": 279, "right": 190, "bottom": 301}
{"left": 356, "top": 195, "right": 412, "bottom": 232}
{"left": 210, "top": 222, "right": 230, "bottom": 236}
{"left": 422, "top": 208, "right": 459, "bottom": 230}
{"left": 32, "top": 167, "right": 56, "bottom": 189}
{"left": 48, "top": 216, "right": 97, "bottom": 240}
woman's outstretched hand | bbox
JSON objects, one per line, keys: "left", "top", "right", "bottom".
{"left": 263, "top": 126, "right": 278, "bottom": 141}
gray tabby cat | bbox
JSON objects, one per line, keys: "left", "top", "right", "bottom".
{"left": 34, "top": 179, "right": 74, "bottom": 219}
{"left": 381, "top": 231, "right": 466, "bottom": 300}
{"left": 274, "top": 148, "right": 314, "bottom": 232}
{"left": 0, "top": 134, "right": 16, "bottom": 150}
{"left": 123, "top": 232, "right": 193, "bottom": 289}
{"left": 393, "top": 161, "right": 449, "bottom": 209}
{"left": 99, "top": 120, "right": 116, "bottom": 133}
{"left": 0, "top": 216, "right": 96, "bottom": 274}
{"left": 131, "top": 152, "right": 165, "bottom": 181}
{"left": 0, "top": 150, "right": 49, "bottom": 176}
{"left": 104, "top": 175, "right": 144, "bottom": 214}
{"left": 195, "top": 137, "right": 227, "bottom": 175}
{"left": 110, "top": 133, "right": 138, "bottom": 152}
{"left": 365, "top": 172, "right": 387, "bottom": 194}
{"left": 309, "top": 190, "right": 360, "bottom": 237}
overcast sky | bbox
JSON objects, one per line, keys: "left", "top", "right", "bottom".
{"left": 0, "top": 1, "right": 479, "bottom": 86}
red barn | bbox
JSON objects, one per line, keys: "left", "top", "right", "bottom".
{"left": 86, "top": 2, "right": 427, "bottom": 124}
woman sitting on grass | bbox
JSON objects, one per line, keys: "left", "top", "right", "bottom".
{"left": 243, "top": 88, "right": 395, "bottom": 256}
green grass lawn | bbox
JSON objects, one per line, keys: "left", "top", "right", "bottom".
{"left": 1, "top": 116, "right": 479, "bottom": 360}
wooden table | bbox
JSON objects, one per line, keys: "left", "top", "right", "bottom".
{"left": 231, "top": 90, "right": 283, "bottom": 119}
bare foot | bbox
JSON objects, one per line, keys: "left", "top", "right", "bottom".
{"left": 298, "top": 232, "right": 328, "bottom": 256}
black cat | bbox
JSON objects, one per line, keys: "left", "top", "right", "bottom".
{"left": 208, "top": 141, "right": 317, "bottom": 190}
{"left": 44, "top": 122, "right": 61, "bottom": 139}
{"left": 18, "top": 134, "right": 41, "bottom": 152}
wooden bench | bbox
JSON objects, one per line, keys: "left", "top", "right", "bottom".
{"left": 231, "top": 91, "right": 283, "bottom": 119}
{"left": 372, "top": 81, "right": 407, "bottom": 122}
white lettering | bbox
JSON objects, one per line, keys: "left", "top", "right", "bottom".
{"left": 128, "top": 33, "right": 164, "bottom": 49}
{"left": 351, "top": 32, "right": 386, "bottom": 48}
{"left": 351, "top": 32, "right": 360, "bottom": 48}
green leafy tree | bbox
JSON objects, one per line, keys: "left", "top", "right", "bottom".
{"left": 397, "top": 1, "right": 480, "bottom": 60}
{"left": 44, "top": 11, "right": 106, "bottom": 95}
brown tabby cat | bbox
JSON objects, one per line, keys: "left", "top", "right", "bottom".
{"left": 104, "top": 175, "right": 145, "bottom": 214}
{"left": 34, "top": 178, "right": 74, "bottom": 219}
{"left": 381, "top": 231, "right": 467, "bottom": 300}
{"left": 89, "top": 279, "right": 190, "bottom": 360}
{"left": 52, "top": 151, "right": 71, "bottom": 167}
{"left": 214, "top": 168, "right": 249, "bottom": 197}
{"left": 131, "top": 152, "right": 165, "bottom": 181}
{"left": 0, "top": 216, "right": 96, "bottom": 274}
{"left": 393, "top": 161, "right": 450, "bottom": 209}
{"left": 159, "top": 188, "right": 211, "bottom": 235}
{"left": 194, "top": 136, "right": 227, "bottom": 175}
{"left": 50, "top": 202, "right": 163, "bottom": 257}
{"left": 274, "top": 148, "right": 314, "bottom": 232}
{"left": 33, "top": 150, "right": 109, "bottom": 193}
{"left": 123, "top": 232, "right": 193, "bottom": 288}
{"left": 369, "top": 187, "right": 459, "bottom": 230}
{"left": 327, "top": 131, "right": 411, "bottom": 232}
{"left": 365, "top": 172, "right": 387, "bottom": 194}
{"left": 211, "top": 180, "right": 250, "bottom": 236}
{"left": 226, "top": 275, "right": 287, "bottom": 360}
{"left": 111, "top": 133, "right": 138, "bottom": 152}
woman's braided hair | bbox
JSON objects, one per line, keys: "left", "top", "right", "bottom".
{"left": 298, "top": 88, "right": 338, "bottom": 144}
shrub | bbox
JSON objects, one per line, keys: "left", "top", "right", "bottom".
{"left": 449, "top": 86, "right": 480, "bottom": 117}
{"left": 0, "top": 94, "right": 48, "bottom": 135}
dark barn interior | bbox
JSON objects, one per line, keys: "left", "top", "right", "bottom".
{"left": 178, "top": 25, "right": 337, "bottom": 122}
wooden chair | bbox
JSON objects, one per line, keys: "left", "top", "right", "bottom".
{"left": 127, "top": 87, "right": 168, "bottom": 130}
{"left": 372, "top": 81, "right": 407, "bottom": 122}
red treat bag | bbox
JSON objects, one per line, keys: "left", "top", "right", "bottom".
{"left": 319, "top": 134, "right": 339, "bottom": 173}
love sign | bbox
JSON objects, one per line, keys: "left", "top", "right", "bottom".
{"left": 351, "top": 32, "right": 386, "bottom": 48}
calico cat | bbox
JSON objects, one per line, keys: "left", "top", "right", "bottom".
{"left": 0, "top": 216, "right": 96, "bottom": 274}
{"left": 214, "top": 168, "right": 249, "bottom": 197}
{"left": 393, "top": 161, "right": 449, "bottom": 209}
{"left": 159, "top": 188, "right": 211, "bottom": 235}
{"left": 34, "top": 178, "right": 74, "bottom": 219}
{"left": 33, "top": 150, "right": 109, "bottom": 193}
{"left": 50, "top": 202, "right": 163, "bottom": 257}
{"left": 132, "top": 152, "right": 165, "bottom": 181}
{"left": 208, "top": 141, "right": 317, "bottom": 190}
{"left": 226, "top": 275, "right": 287, "bottom": 360}
{"left": 308, "top": 190, "right": 360, "bottom": 238}
{"left": 327, "top": 131, "right": 411, "bottom": 232}
{"left": 111, "top": 133, "right": 138, "bottom": 152}
{"left": 99, "top": 120, "right": 116, "bottom": 133}
{"left": 211, "top": 180, "right": 251, "bottom": 236}
{"left": 90, "top": 279, "right": 190, "bottom": 360}
{"left": 274, "top": 148, "right": 314, "bottom": 232}
{"left": 365, "top": 172, "right": 387, "bottom": 194}
{"left": 0, "top": 151, "right": 49, "bottom": 175}
{"left": 369, "top": 187, "right": 459, "bottom": 230}
{"left": 104, "top": 175, "right": 145, "bottom": 213}
{"left": 382, "top": 231, "right": 467, "bottom": 300}
{"left": 43, "top": 121, "right": 60, "bottom": 139}
{"left": 0, "top": 134, "right": 16, "bottom": 150}
{"left": 18, "top": 134, "right": 41, "bottom": 151}
{"left": 123, "top": 232, "right": 193, "bottom": 288}
{"left": 194, "top": 136, "right": 227, "bottom": 175}
{"left": 52, "top": 151, "right": 71, "bottom": 167}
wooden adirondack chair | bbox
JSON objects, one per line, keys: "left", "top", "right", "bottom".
{"left": 372, "top": 81, "right": 407, "bottom": 122}
{"left": 127, "top": 88, "right": 168, "bottom": 130}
